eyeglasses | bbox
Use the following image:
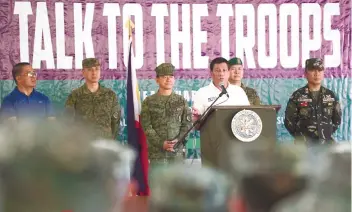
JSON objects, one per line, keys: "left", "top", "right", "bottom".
{"left": 23, "top": 71, "right": 37, "bottom": 77}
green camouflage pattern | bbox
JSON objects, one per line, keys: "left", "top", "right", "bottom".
{"left": 149, "top": 164, "right": 231, "bottom": 212}
{"left": 0, "top": 121, "right": 134, "bottom": 212}
{"left": 155, "top": 63, "right": 175, "bottom": 76}
{"left": 241, "top": 83, "right": 261, "bottom": 105}
{"left": 305, "top": 58, "right": 324, "bottom": 70}
{"left": 64, "top": 83, "right": 121, "bottom": 140}
{"left": 0, "top": 78, "right": 350, "bottom": 159}
{"left": 140, "top": 92, "right": 192, "bottom": 161}
{"left": 284, "top": 85, "right": 341, "bottom": 145}
{"left": 273, "top": 143, "right": 351, "bottom": 212}
{"left": 82, "top": 58, "right": 100, "bottom": 69}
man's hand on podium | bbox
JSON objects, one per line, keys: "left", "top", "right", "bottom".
{"left": 163, "top": 140, "right": 177, "bottom": 152}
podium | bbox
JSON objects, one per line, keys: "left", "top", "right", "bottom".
{"left": 199, "top": 105, "right": 281, "bottom": 168}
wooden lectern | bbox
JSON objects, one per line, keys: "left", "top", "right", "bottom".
{"left": 199, "top": 105, "right": 281, "bottom": 168}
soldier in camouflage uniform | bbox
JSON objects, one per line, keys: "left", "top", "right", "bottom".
{"left": 149, "top": 164, "right": 232, "bottom": 212}
{"left": 284, "top": 58, "right": 341, "bottom": 146}
{"left": 228, "top": 57, "right": 261, "bottom": 105}
{"left": 64, "top": 58, "right": 121, "bottom": 140}
{"left": 0, "top": 121, "right": 135, "bottom": 212}
{"left": 140, "top": 63, "right": 192, "bottom": 164}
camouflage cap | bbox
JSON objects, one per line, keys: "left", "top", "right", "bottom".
{"left": 228, "top": 57, "right": 243, "bottom": 66}
{"left": 155, "top": 63, "right": 175, "bottom": 77}
{"left": 305, "top": 58, "right": 324, "bottom": 71}
{"left": 150, "top": 164, "right": 231, "bottom": 212}
{"left": 220, "top": 142, "right": 309, "bottom": 177}
{"left": 0, "top": 120, "right": 135, "bottom": 212}
{"left": 82, "top": 58, "right": 100, "bottom": 68}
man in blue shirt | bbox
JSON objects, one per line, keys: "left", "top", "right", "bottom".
{"left": 0, "top": 62, "right": 55, "bottom": 122}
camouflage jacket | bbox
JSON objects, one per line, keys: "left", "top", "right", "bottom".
{"left": 140, "top": 92, "right": 192, "bottom": 161}
{"left": 241, "top": 83, "right": 261, "bottom": 105}
{"left": 64, "top": 84, "right": 121, "bottom": 140}
{"left": 284, "top": 85, "right": 341, "bottom": 144}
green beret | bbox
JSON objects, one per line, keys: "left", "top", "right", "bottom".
{"left": 155, "top": 63, "right": 175, "bottom": 77}
{"left": 228, "top": 57, "right": 243, "bottom": 66}
{"left": 82, "top": 58, "right": 100, "bottom": 68}
{"left": 305, "top": 58, "right": 324, "bottom": 70}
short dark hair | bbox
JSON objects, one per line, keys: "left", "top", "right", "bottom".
{"left": 12, "top": 62, "right": 31, "bottom": 84}
{"left": 210, "top": 57, "right": 228, "bottom": 71}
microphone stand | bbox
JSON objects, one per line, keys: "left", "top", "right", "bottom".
{"left": 172, "top": 90, "right": 227, "bottom": 152}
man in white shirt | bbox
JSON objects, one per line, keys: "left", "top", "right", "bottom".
{"left": 192, "top": 57, "right": 250, "bottom": 117}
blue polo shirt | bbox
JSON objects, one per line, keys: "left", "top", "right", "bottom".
{"left": 0, "top": 87, "right": 55, "bottom": 121}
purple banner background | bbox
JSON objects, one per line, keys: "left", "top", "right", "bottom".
{"left": 0, "top": 0, "right": 351, "bottom": 80}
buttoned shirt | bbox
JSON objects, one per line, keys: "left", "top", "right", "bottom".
{"left": 193, "top": 82, "right": 250, "bottom": 114}
{"left": 0, "top": 87, "right": 54, "bottom": 121}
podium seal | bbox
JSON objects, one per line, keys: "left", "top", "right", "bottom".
{"left": 231, "top": 110, "right": 262, "bottom": 142}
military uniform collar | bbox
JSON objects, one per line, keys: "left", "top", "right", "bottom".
{"left": 240, "top": 83, "right": 246, "bottom": 89}
{"left": 82, "top": 83, "right": 105, "bottom": 94}
{"left": 304, "top": 84, "right": 326, "bottom": 94}
{"left": 156, "top": 90, "right": 174, "bottom": 97}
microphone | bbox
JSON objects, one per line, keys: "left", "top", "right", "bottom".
{"left": 219, "top": 82, "right": 229, "bottom": 97}
{"left": 172, "top": 82, "right": 229, "bottom": 152}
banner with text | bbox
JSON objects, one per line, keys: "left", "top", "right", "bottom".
{"left": 0, "top": 1, "right": 351, "bottom": 157}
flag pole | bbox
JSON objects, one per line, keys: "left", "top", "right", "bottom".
{"left": 125, "top": 15, "right": 135, "bottom": 41}
{"left": 124, "top": 16, "right": 135, "bottom": 197}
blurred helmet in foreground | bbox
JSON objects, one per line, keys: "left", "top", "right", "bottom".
{"left": 0, "top": 120, "right": 135, "bottom": 212}
{"left": 219, "top": 142, "right": 310, "bottom": 212}
{"left": 149, "top": 164, "right": 232, "bottom": 212}
{"left": 273, "top": 142, "right": 351, "bottom": 212}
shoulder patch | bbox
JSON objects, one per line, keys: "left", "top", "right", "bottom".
{"left": 113, "top": 111, "right": 119, "bottom": 119}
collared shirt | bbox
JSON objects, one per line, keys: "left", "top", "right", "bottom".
{"left": 0, "top": 87, "right": 54, "bottom": 121}
{"left": 193, "top": 82, "right": 250, "bottom": 114}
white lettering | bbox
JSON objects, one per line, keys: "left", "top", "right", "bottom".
{"left": 235, "top": 4, "right": 256, "bottom": 68}
{"left": 257, "top": 4, "right": 277, "bottom": 68}
{"left": 323, "top": 3, "right": 341, "bottom": 68}
{"left": 32, "top": 2, "right": 55, "bottom": 69}
{"left": 279, "top": 4, "right": 299, "bottom": 68}
{"left": 301, "top": 3, "right": 322, "bottom": 67}
{"left": 193, "top": 4, "right": 208, "bottom": 69}
{"left": 277, "top": 116, "right": 284, "bottom": 125}
{"left": 74, "top": 3, "right": 95, "bottom": 69}
{"left": 56, "top": 2, "right": 73, "bottom": 69}
{"left": 103, "top": 3, "right": 121, "bottom": 69}
{"left": 183, "top": 90, "right": 191, "bottom": 102}
{"left": 170, "top": 4, "right": 191, "bottom": 69}
{"left": 151, "top": 4, "right": 168, "bottom": 66}
{"left": 123, "top": 4, "right": 144, "bottom": 69}
{"left": 14, "top": 2, "right": 32, "bottom": 63}
{"left": 216, "top": 4, "right": 233, "bottom": 60}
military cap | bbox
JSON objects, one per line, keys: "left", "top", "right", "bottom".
{"left": 228, "top": 57, "right": 243, "bottom": 66}
{"left": 221, "top": 142, "right": 309, "bottom": 177}
{"left": 150, "top": 164, "right": 231, "bottom": 212}
{"left": 274, "top": 143, "right": 351, "bottom": 212}
{"left": 305, "top": 58, "right": 324, "bottom": 71}
{"left": 0, "top": 120, "right": 135, "bottom": 212}
{"left": 155, "top": 63, "right": 175, "bottom": 77}
{"left": 82, "top": 58, "right": 100, "bottom": 68}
